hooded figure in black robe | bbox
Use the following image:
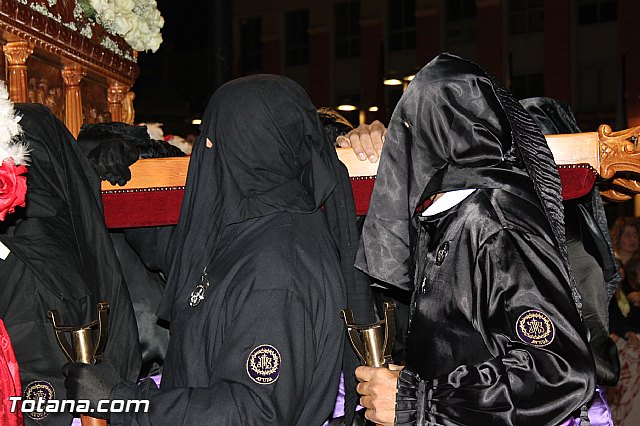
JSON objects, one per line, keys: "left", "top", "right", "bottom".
{"left": 355, "top": 53, "right": 595, "bottom": 425}
{"left": 64, "top": 75, "right": 351, "bottom": 425}
{"left": 0, "top": 104, "right": 141, "bottom": 426}
{"left": 521, "top": 96, "right": 620, "bottom": 387}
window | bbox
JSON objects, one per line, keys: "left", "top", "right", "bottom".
{"left": 445, "top": 0, "right": 477, "bottom": 42}
{"left": 511, "top": 73, "right": 544, "bottom": 99}
{"left": 578, "top": 0, "right": 617, "bottom": 25}
{"left": 446, "top": 0, "right": 477, "bottom": 22}
{"left": 285, "top": 10, "right": 309, "bottom": 66}
{"left": 240, "top": 18, "right": 261, "bottom": 74}
{"left": 335, "top": 1, "right": 360, "bottom": 59}
{"left": 509, "top": 0, "right": 544, "bottom": 34}
{"left": 388, "top": 0, "right": 416, "bottom": 52}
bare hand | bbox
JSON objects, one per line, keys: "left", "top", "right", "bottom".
{"left": 337, "top": 120, "right": 387, "bottom": 163}
{"left": 355, "top": 365, "right": 401, "bottom": 426}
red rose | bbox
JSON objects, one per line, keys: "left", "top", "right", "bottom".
{"left": 0, "top": 158, "right": 27, "bottom": 221}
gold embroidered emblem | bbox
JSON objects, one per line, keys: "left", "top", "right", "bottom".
{"left": 516, "top": 310, "right": 555, "bottom": 347}
{"left": 23, "top": 380, "right": 55, "bottom": 420}
{"left": 246, "top": 344, "right": 281, "bottom": 385}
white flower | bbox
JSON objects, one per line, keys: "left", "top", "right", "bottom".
{"left": 0, "top": 83, "right": 26, "bottom": 165}
{"left": 86, "top": 0, "right": 164, "bottom": 52}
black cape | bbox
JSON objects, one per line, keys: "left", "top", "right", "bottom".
{"left": 356, "top": 54, "right": 595, "bottom": 425}
{"left": 112, "top": 75, "right": 347, "bottom": 425}
{"left": 0, "top": 104, "right": 141, "bottom": 425}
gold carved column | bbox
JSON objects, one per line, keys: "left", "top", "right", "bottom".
{"left": 107, "top": 82, "right": 130, "bottom": 123}
{"left": 61, "top": 65, "right": 86, "bottom": 138}
{"left": 3, "top": 42, "right": 34, "bottom": 103}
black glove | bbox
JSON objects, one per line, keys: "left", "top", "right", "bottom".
{"left": 78, "top": 123, "right": 186, "bottom": 186}
{"left": 63, "top": 359, "right": 123, "bottom": 420}
{"left": 138, "top": 139, "right": 186, "bottom": 159}
{"left": 87, "top": 139, "right": 140, "bottom": 186}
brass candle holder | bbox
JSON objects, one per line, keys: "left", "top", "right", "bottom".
{"left": 48, "top": 301, "right": 109, "bottom": 426}
{"left": 340, "top": 301, "right": 396, "bottom": 367}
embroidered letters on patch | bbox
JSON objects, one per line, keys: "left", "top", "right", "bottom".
{"left": 515, "top": 309, "right": 555, "bottom": 347}
{"left": 246, "top": 344, "right": 281, "bottom": 385}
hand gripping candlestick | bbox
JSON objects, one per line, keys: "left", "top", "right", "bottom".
{"left": 340, "top": 301, "right": 396, "bottom": 368}
{"left": 48, "top": 302, "right": 109, "bottom": 426}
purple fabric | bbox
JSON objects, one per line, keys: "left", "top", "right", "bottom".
{"left": 323, "top": 372, "right": 364, "bottom": 425}
{"left": 559, "top": 386, "right": 614, "bottom": 426}
{"left": 70, "top": 374, "right": 163, "bottom": 425}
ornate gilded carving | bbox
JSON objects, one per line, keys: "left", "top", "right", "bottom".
{"left": 599, "top": 189, "right": 633, "bottom": 202}
{"left": 121, "top": 91, "right": 136, "bottom": 125}
{"left": 3, "top": 41, "right": 34, "bottom": 102}
{"left": 599, "top": 124, "right": 640, "bottom": 179}
{"left": 61, "top": 65, "right": 86, "bottom": 138}
{"left": 597, "top": 124, "right": 640, "bottom": 201}
{"left": 27, "top": 77, "right": 65, "bottom": 120}
{"left": 107, "top": 82, "right": 129, "bottom": 123}
{"left": 0, "top": 0, "right": 139, "bottom": 85}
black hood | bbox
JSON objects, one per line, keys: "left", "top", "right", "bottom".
{"left": 356, "top": 53, "right": 581, "bottom": 312}
{"left": 159, "top": 75, "right": 338, "bottom": 320}
{"left": 519, "top": 96, "right": 582, "bottom": 135}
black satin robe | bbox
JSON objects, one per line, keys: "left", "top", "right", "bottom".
{"left": 354, "top": 54, "right": 595, "bottom": 426}
{"left": 396, "top": 180, "right": 595, "bottom": 425}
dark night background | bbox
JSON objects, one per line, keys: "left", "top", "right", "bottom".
{"left": 133, "top": 0, "right": 210, "bottom": 136}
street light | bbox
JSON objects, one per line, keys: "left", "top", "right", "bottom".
{"left": 337, "top": 104, "right": 357, "bottom": 111}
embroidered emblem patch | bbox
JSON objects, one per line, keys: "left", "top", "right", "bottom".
{"left": 246, "top": 344, "right": 281, "bottom": 385}
{"left": 23, "top": 380, "right": 55, "bottom": 420}
{"left": 516, "top": 310, "right": 555, "bottom": 347}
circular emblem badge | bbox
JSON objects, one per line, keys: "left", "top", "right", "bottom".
{"left": 246, "top": 344, "right": 281, "bottom": 385}
{"left": 516, "top": 309, "right": 555, "bottom": 347}
{"left": 23, "top": 380, "right": 55, "bottom": 420}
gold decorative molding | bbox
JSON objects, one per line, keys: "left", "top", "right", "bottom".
{"left": 61, "top": 65, "right": 86, "bottom": 138}
{"left": 3, "top": 41, "right": 33, "bottom": 103}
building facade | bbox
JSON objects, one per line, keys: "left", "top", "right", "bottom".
{"left": 232, "top": 0, "right": 640, "bottom": 132}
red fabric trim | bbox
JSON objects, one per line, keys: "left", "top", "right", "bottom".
{"left": 0, "top": 319, "right": 23, "bottom": 426}
{"left": 350, "top": 178, "right": 376, "bottom": 216}
{"left": 558, "top": 165, "right": 597, "bottom": 201}
{"left": 102, "top": 188, "right": 184, "bottom": 228}
{"left": 102, "top": 166, "right": 597, "bottom": 228}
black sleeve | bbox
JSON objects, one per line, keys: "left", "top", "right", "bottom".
{"left": 110, "top": 289, "right": 318, "bottom": 425}
{"left": 396, "top": 230, "right": 596, "bottom": 425}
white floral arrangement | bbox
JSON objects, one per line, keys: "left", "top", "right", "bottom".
{"left": 79, "top": 0, "right": 164, "bottom": 53}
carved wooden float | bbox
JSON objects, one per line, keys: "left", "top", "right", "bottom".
{"left": 0, "top": 0, "right": 139, "bottom": 137}
{"left": 100, "top": 124, "right": 640, "bottom": 228}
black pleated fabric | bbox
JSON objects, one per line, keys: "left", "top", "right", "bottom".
{"left": 492, "top": 83, "right": 582, "bottom": 313}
